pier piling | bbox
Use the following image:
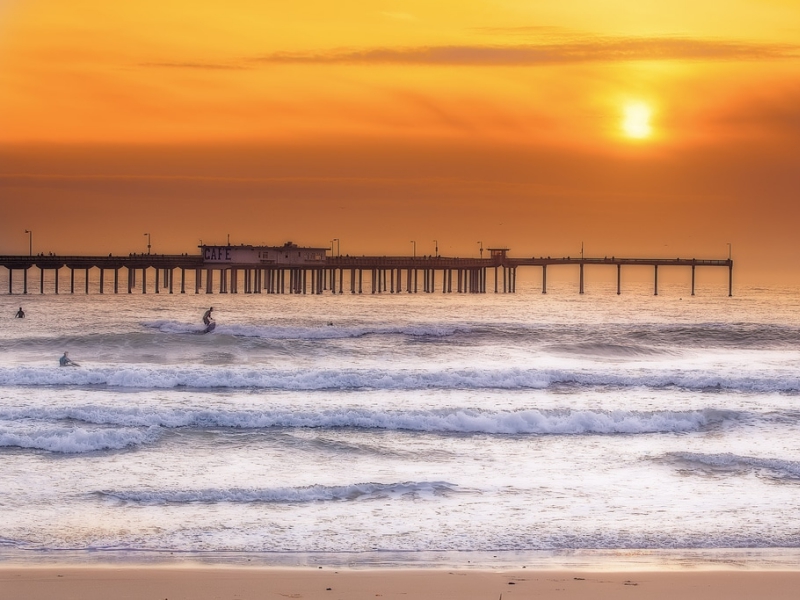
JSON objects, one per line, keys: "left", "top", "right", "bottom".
{"left": 0, "top": 250, "right": 734, "bottom": 297}
{"left": 654, "top": 265, "right": 658, "bottom": 296}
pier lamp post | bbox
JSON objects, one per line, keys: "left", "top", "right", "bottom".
{"left": 332, "top": 238, "right": 340, "bottom": 257}
{"left": 144, "top": 233, "right": 151, "bottom": 255}
{"left": 411, "top": 240, "right": 416, "bottom": 257}
{"left": 478, "top": 241, "right": 483, "bottom": 259}
{"left": 433, "top": 240, "right": 438, "bottom": 257}
{"left": 727, "top": 243, "right": 732, "bottom": 260}
{"left": 24, "top": 229, "right": 32, "bottom": 256}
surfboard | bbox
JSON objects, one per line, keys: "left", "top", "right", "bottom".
{"left": 204, "top": 321, "right": 216, "bottom": 334}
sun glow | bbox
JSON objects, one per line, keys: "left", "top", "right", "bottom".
{"left": 622, "top": 102, "right": 652, "bottom": 139}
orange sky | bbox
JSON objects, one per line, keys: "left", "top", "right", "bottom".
{"left": 1, "top": 1, "right": 799, "bottom": 284}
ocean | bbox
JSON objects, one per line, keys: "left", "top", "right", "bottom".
{"left": 2, "top": 275, "right": 800, "bottom": 568}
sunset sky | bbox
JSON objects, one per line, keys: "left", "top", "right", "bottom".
{"left": 1, "top": 1, "right": 799, "bottom": 284}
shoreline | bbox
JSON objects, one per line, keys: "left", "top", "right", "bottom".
{"left": 3, "top": 548, "right": 800, "bottom": 571}
{"left": 2, "top": 565, "right": 800, "bottom": 600}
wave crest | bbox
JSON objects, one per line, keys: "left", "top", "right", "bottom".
{"left": 97, "top": 481, "right": 457, "bottom": 505}
{"left": 668, "top": 452, "right": 800, "bottom": 480}
{"left": 1, "top": 364, "right": 799, "bottom": 392}
{"left": 0, "top": 406, "right": 731, "bottom": 435}
{"left": 0, "top": 425, "right": 159, "bottom": 454}
{"left": 142, "top": 320, "right": 471, "bottom": 339}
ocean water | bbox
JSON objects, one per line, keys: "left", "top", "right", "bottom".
{"left": 2, "top": 276, "right": 800, "bottom": 567}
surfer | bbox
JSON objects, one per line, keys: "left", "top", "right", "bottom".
{"left": 202, "top": 306, "right": 216, "bottom": 333}
{"left": 204, "top": 319, "right": 216, "bottom": 333}
{"left": 59, "top": 351, "right": 78, "bottom": 367}
{"left": 14, "top": 307, "right": 25, "bottom": 318}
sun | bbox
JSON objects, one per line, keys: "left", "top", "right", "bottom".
{"left": 622, "top": 102, "right": 652, "bottom": 139}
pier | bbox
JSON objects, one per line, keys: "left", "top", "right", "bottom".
{"left": 0, "top": 245, "right": 734, "bottom": 296}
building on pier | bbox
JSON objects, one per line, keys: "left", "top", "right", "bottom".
{"left": 201, "top": 242, "right": 328, "bottom": 266}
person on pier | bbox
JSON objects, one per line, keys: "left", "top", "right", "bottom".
{"left": 14, "top": 307, "right": 25, "bottom": 318}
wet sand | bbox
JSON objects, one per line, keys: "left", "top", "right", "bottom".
{"left": 1, "top": 566, "right": 799, "bottom": 600}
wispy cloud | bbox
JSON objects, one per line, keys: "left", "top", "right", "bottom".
{"left": 247, "top": 37, "right": 798, "bottom": 66}
{"left": 136, "top": 37, "right": 799, "bottom": 72}
{"left": 139, "top": 62, "right": 248, "bottom": 70}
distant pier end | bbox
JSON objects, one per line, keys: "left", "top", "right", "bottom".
{"left": 0, "top": 243, "right": 733, "bottom": 296}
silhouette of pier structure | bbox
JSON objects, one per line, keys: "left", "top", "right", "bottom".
{"left": 0, "top": 243, "right": 734, "bottom": 296}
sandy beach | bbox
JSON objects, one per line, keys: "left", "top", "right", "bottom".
{"left": 1, "top": 566, "right": 799, "bottom": 600}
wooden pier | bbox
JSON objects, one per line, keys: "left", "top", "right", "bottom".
{"left": 0, "top": 247, "right": 734, "bottom": 296}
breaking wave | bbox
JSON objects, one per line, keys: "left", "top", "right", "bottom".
{"left": 0, "top": 425, "right": 159, "bottom": 454}
{"left": 97, "top": 481, "right": 457, "bottom": 505}
{"left": 142, "top": 320, "right": 473, "bottom": 339}
{"left": 139, "top": 320, "right": 800, "bottom": 346}
{"left": 1, "top": 365, "right": 799, "bottom": 392}
{"left": 0, "top": 406, "right": 735, "bottom": 435}
{"left": 668, "top": 452, "right": 800, "bottom": 480}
